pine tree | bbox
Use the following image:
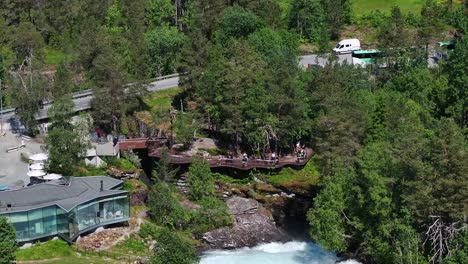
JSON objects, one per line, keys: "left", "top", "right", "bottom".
{"left": 187, "top": 157, "right": 214, "bottom": 201}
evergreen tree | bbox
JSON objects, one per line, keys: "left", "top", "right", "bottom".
{"left": 52, "top": 60, "right": 73, "bottom": 98}
{"left": 288, "top": 0, "right": 326, "bottom": 41}
{"left": 307, "top": 161, "right": 351, "bottom": 252}
{"left": 187, "top": 157, "right": 214, "bottom": 201}
{"left": 148, "top": 182, "right": 187, "bottom": 228}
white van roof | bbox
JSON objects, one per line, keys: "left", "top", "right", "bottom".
{"left": 339, "top": 39, "right": 360, "bottom": 44}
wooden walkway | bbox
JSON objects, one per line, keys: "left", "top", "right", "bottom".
{"left": 118, "top": 138, "right": 314, "bottom": 170}
{"left": 148, "top": 148, "right": 314, "bottom": 170}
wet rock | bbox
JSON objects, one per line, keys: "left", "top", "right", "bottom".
{"left": 202, "top": 196, "right": 289, "bottom": 249}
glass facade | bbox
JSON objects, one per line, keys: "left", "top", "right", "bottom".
{"left": 1, "top": 195, "right": 129, "bottom": 242}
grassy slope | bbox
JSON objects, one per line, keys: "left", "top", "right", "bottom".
{"left": 352, "top": 0, "right": 424, "bottom": 14}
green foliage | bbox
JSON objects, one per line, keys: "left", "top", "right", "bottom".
{"left": 149, "top": 227, "right": 199, "bottom": 264}
{"left": 153, "top": 149, "right": 178, "bottom": 182}
{"left": 112, "top": 235, "right": 148, "bottom": 255}
{"left": 148, "top": 182, "right": 188, "bottom": 228}
{"left": 73, "top": 164, "right": 107, "bottom": 177}
{"left": 187, "top": 157, "right": 214, "bottom": 200}
{"left": 104, "top": 157, "right": 137, "bottom": 172}
{"left": 146, "top": 26, "right": 185, "bottom": 76}
{"left": 16, "top": 239, "right": 71, "bottom": 261}
{"left": 53, "top": 60, "right": 74, "bottom": 98}
{"left": 307, "top": 161, "right": 349, "bottom": 252}
{"left": 139, "top": 222, "right": 161, "bottom": 239}
{"left": 146, "top": 0, "right": 174, "bottom": 28}
{"left": 443, "top": 38, "right": 468, "bottom": 127}
{"left": 174, "top": 112, "right": 196, "bottom": 149}
{"left": 217, "top": 6, "right": 264, "bottom": 43}
{"left": 352, "top": 0, "right": 424, "bottom": 15}
{"left": 444, "top": 230, "right": 468, "bottom": 264}
{"left": 0, "top": 217, "right": 17, "bottom": 264}
{"left": 189, "top": 196, "right": 232, "bottom": 236}
{"left": 266, "top": 160, "right": 320, "bottom": 188}
{"left": 105, "top": 0, "right": 125, "bottom": 33}
{"left": 47, "top": 99, "right": 90, "bottom": 175}
{"left": 288, "top": 0, "right": 326, "bottom": 41}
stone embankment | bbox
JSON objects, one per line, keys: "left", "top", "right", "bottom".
{"left": 202, "top": 196, "right": 290, "bottom": 249}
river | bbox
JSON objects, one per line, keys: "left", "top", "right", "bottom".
{"left": 200, "top": 241, "right": 361, "bottom": 264}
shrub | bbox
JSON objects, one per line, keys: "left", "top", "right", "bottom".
{"left": 148, "top": 182, "right": 189, "bottom": 228}
{"left": 189, "top": 197, "right": 232, "bottom": 237}
{"left": 0, "top": 217, "right": 17, "bottom": 263}
{"left": 149, "top": 227, "right": 199, "bottom": 264}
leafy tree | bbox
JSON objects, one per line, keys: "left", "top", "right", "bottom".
{"left": 148, "top": 182, "right": 187, "bottom": 228}
{"left": 288, "top": 0, "right": 326, "bottom": 41}
{"left": 48, "top": 95, "right": 75, "bottom": 130}
{"left": 9, "top": 21, "right": 45, "bottom": 62}
{"left": 216, "top": 6, "right": 264, "bottom": 44}
{"left": 419, "top": 0, "right": 446, "bottom": 48}
{"left": 187, "top": 157, "right": 214, "bottom": 200}
{"left": 105, "top": 0, "right": 125, "bottom": 33}
{"left": 236, "top": 0, "right": 281, "bottom": 27}
{"left": 444, "top": 230, "right": 468, "bottom": 264}
{"left": 321, "top": 0, "right": 351, "bottom": 40}
{"left": 149, "top": 227, "right": 199, "bottom": 264}
{"left": 46, "top": 98, "right": 90, "bottom": 175}
{"left": 378, "top": 6, "right": 407, "bottom": 49}
{"left": 89, "top": 50, "right": 130, "bottom": 132}
{"left": 8, "top": 69, "right": 48, "bottom": 134}
{"left": 146, "top": 0, "right": 174, "bottom": 28}
{"left": 0, "top": 217, "right": 17, "bottom": 264}
{"left": 307, "top": 161, "right": 351, "bottom": 252}
{"left": 146, "top": 26, "right": 185, "bottom": 76}
{"left": 52, "top": 60, "right": 74, "bottom": 98}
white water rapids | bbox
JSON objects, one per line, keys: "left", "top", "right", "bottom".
{"left": 200, "top": 241, "right": 362, "bottom": 264}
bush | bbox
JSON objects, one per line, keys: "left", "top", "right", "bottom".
{"left": 0, "top": 217, "right": 17, "bottom": 263}
{"left": 148, "top": 182, "right": 189, "bottom": 228}
{"left": 140, "top": 223, "right": 161, "bottom": 240}
{"left": 189, "top": 197, "right": 232, "bottom": 237}
{"left": 353, "top": 10, "right": 389, "bottom": 29}
{"left": 149, "top": 227, "right": 199, "bottom": 264}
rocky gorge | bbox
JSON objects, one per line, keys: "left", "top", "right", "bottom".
{"left": 200, "top": 177, "right": 317, "bottom": 250}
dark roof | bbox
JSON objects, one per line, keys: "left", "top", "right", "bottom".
{"left": 0, "top": 176, "right": 127, "bottom": 213}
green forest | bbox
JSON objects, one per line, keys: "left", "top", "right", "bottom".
{"left": 0, "top": 0, "right": 466, "bottom": 264}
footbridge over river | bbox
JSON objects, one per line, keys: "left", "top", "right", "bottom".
{"left": 119, "top": 138, "right": 314, "bottom": 170}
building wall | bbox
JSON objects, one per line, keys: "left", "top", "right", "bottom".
{"left": 3, "top": 206, "right": 59, "bottom": 242}
{"left": 0, "top": 195, "right": 130, "bottom": 242}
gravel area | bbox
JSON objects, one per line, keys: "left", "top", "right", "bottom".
{"left": 0, "top": 128, "right": 44, "bottom": 188}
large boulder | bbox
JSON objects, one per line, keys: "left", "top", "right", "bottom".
{"left": 202, "top": 196, "right": 289, "bottom": 249}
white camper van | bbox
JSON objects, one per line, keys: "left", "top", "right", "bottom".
{"left": 333, "top": 39, "right": 361, "bottom": 54}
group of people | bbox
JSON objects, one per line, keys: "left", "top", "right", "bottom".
{"left": 295, "top": 141, "right": 306, "bottom": 161}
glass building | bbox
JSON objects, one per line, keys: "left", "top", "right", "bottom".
{"left": 0, "top": 176, "right": 129, "bottom": 242}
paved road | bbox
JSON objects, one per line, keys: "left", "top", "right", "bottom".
{"left": 0, "top": 76, "right": 180, "bottom": 124}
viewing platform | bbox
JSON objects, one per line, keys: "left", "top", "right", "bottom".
{"left": 119, "top": 137, "right": 314, "bottom": 170}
